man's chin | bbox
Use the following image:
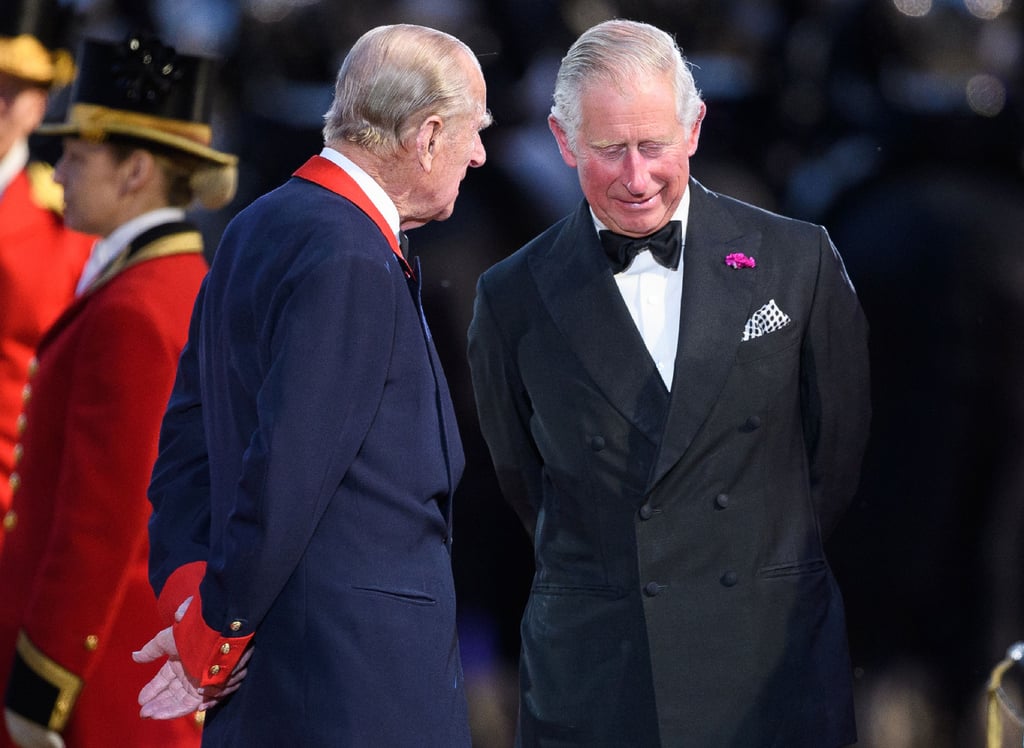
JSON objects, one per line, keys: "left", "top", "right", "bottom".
{"left": 603, "top": 207, "right": 672, "bottom": 236}
{"left": 432, "top": 205, "right": 457, "bottom": 223}
{"left": 62, "top": 211, "right": 83, "bottom": 234}
{"left": 610, "top": 220, "right": 667, "bottom": 238}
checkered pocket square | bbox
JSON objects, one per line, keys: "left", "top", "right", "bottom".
{"left": 742, "top": 299, "right": 791, "bottom": 341}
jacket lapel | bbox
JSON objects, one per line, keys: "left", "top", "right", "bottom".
{"left": 529, "top": 202, "right": 669, "bottom": 445}
{"left": 648, "top": 180, "right": 761, "bottom": 489}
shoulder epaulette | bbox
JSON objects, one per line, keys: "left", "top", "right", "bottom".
{"left": 25, "top": 161, "right": 65, "bottom": 215}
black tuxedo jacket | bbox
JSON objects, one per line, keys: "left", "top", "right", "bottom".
{"left": 468, "top": 179, "right": 870, "bottom": 747}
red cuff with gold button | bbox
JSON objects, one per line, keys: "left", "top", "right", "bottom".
{"left": 173, "top": 593, "right": 252, "bottom": 689}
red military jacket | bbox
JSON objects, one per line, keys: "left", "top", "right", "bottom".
{"left": 0, "top": 223, "right": 208, "bottom": 747}
{"left": 0, "top": 163, "right": 93, "bottom": 537}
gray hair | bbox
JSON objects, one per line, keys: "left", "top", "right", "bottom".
{"left": 551, "top": 19, "right": 703, "bottom": 152}
{"left": 323, "top": 24, "right": 482, "bottom": 156}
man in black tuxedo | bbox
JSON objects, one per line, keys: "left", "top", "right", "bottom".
{"left": 468, "top": 19, "right": 870, "bottom": 748}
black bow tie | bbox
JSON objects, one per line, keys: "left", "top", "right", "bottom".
{"left": 599, "top": 221, "right": 682, "bottom": 273}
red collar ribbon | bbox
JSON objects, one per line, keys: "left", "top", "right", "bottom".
{"left": 293, "top": 155, "right": 413, "bottom": 279}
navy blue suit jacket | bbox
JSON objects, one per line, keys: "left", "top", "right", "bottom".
{"left": 148, "top": 173, "right": 470, "bottom": 746}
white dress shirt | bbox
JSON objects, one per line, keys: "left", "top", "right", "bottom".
{"left": 593, "top": 188, "right": 691, "bottom": 390}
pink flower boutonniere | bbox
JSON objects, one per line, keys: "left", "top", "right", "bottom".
{"left": 724, "top": 252, "right": 756, "bottom": 269}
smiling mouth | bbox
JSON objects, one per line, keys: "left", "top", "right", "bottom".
{"left": 619, "top": 195, "right": 658, "bottom": 209}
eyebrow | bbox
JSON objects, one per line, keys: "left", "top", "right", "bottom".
{"left": 589, "top": 136, "right": 673, "bottom": 149}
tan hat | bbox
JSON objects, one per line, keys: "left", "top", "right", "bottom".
{"left": 38, "top": 33, "right": 238, "bottom": 208}
{"left": 0, "top": 0, "right": 76, "bottom": 88}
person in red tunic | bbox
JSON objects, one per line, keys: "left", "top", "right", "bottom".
{"left": 0, "top": 0, "right": 94, "bottom": 540}
{"left": 0, "top": 31, "right": 237, "bottom": 748}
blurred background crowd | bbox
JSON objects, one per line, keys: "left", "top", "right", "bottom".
{"left": 32, "top": 0, "right": 1024, "bottom": 745}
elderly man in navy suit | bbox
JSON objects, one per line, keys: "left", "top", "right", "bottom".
{"left": 132, "top": 23, "right": 491, "bottom": 746}
{"left": 468, "top": 19, "right": 870, "bottom": 748}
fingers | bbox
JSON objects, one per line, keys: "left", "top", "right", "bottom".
{"left": 235, "top": 646, "right": 254, "bottom": 670}
{"left": 135, "top": 607, "right": 252, "bottom": 721}
{"left": 131, "top": 625, "right": 177, "bottom": 664}
{"left": 137, "top": 645, "right": 252, "bottom": 719}
{"left": 138, "top": 661, "right": 204, "bottom": 720}
{"left": 137, "top": 662, "right": 175, "bottom": 705}
{"left": 223, "top": 647, "right": 254, "bottom": 689}
{"left": 174, "top": 596, "right": 193, "bottom": 622}
{"left": 140, "top": 688, "right": 202, "bottom": 720}
{"left": 134, "top": 596, "right": 191, "bottom": 664}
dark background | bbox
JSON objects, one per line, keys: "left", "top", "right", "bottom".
{"left": 41, "top": 1, "right": 1024, "bottom": 745}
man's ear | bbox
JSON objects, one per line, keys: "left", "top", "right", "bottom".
{"left": 415, "top": 116, "right": 443, "bottom": 172}
{"left": 18, "top": 87, "right": 49, "bottom": 133}
{"left": 686, "top": 102, "right": 706, "bottom": 157}
{"left": 548, "top": 115, "right": 578, "bottom": 168}
{"left": 119, "top": 148, "right": 156, "bottom": 195}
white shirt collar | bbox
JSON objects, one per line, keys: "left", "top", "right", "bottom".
{"left": 76, "top": 207, "right": 187, "bottom": 295}
{"left": 0, "top": 139, "right": 30, "bottom": 198}
{"left": 319, "top": 146, "right": 402, "bottom": 247}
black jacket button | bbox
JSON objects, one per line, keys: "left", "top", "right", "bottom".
{"left": 721, "top": 571, "right": 739, "bottom": 587}
{"left": 589, "top": 435, "right": 606, "bottom": 451}
{"left": 643, "top": 581, "right": 664, "bottom": 597}
{"left": 714, "top": 493, "right": 729, "bottom": 509}
{"left": 639, "top": 503, "right": 654, "bottom": 520}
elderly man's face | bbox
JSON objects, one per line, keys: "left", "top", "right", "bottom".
{"left": 403, "top": 52, "right": 490, "bottom": 229}
{"left": 551, "top": 70, "right": 704, "bottom": 238}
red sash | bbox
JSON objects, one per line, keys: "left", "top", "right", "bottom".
{"left": 293, "top": 155, "right": 413, "bottom": 278}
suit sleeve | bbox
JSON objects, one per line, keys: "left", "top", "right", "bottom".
{"left": 800, "top": 227, "right": 871, "bottom": 538}
{"left": 467, "top": 275, "right": 543, "bottom": 539}
{"left": 148, "top": 278, "right": 212, "bottom": 624}
{"left": 178, "top": 250, "right": 398, "bottom": 687}
{"left": 147, "top": 278, "right": 253, "bottom": 687}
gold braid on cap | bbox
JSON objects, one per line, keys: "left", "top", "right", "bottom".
{"left": 70, "top": 102, "right": 213, "bottom": 146}
{"left": 0, "top": 35, "right": 75, "bottom": 88}
{"left": 50, "top": 48, "right": 75, "bottom": 88}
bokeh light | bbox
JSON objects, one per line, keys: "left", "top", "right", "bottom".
{"left": 966, "top": 73, "right": 1007, "bottom": 116}
{"left": 893, "top": 0, "right": 933, "bottom": 17}
{"left": 964, "top": 0, "right": 1012, "bottom": 20}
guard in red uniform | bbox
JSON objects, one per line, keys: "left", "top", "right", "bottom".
{"left": 0, "top": 32, "right": 236, "bottom": 748}
{"left": 0, "top": 0, "right": 94, "bottom": 537}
